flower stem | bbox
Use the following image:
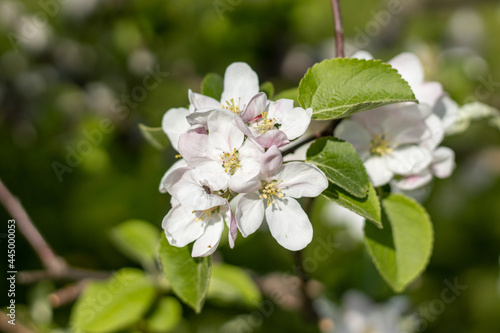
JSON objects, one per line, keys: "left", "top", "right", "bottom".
{"left": 331, "top": 0, "right": 345, "bottom": 58}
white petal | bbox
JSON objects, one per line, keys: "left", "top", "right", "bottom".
{"left": 207, "top": 110, "right": 244, "bottom": 152}
{"left": 162, "top": 107, "right": 191, "bottom": 151}
{"left": 178, "top": 132, "right": 211, "bottom": 167}
{"left": 392, "top": 170, "right": 433, "bottom": 191}
{"left": 159, "top": 159, "right": 191, "bottom": 194}
{"left": 265, "top": 197, "right": 312, "bottom": 251}
{"left": 276, "top": 106, "right": 312, "bottom": 140}
{"left": 431, "top": 147, "right": 455, "bottom": 178}
{"left": 192, "top": 219, "right": 224, "bottom": 257}
{"left": 224, "top": 201, "right": 237, "bottom": 248}
{"left": 266, "top": 98, "right": 294, "bottom": 119}
{"left": 385, "top": 146, "right": 432, "bottom": 175}
{"left": 389, "top": 52, "right": 424, "bottom": 90}
{"left": 188, "top": 89, "right": 221, "bottom": 110}
{"left": 171, "top": 169, "right": 227, "bottom": 210}
{"left": 236, "top": 193, "right": 265, "bottom": 237}
{"left": 351, "top": 50, "right": 374, "bottom": 60}
{"left": 260, "top": 145, "right": 283, "bottom": 178}
{"left": 221, "top": 62, "right": 259, "bottom": 108}
{"left": 334, "top": 119, "right": 371, "bottom": 153}
{"left": 381, "top": 104, "right": 430, "bottom": 145}
{"left": 434, "top": 95, "right": 460, "bottom": 132}
{"left": 414, "top": 82, "right": 443, "bottom": 109}
{"left": 229, "top": 169, "right": 260, "bottom": 193}
{"left": 421, "top": 113, "right": 444, "bottom": 151}
{"left": 282, "top": 141, "right": 312, "bottom": 162}
{"left": 162, "top": 205, "right": 205, "bottom": 247}
{"left": 275, "top": 162, "right": 328, "bottom": 198}
{"left": 364, "top": 156, "right": 394, "bottom": 187}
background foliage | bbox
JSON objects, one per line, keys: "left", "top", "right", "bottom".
{"left": 1, "top": 0, "right": 500, "bottom": 332}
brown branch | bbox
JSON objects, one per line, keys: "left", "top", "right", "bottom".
{"left": 331, "top": 0, "right": 345, "bottom": 58}
{"left": 282, "top": 119, "right": 341, "bottom": 157}
{"left": 0, "top": 311, "right": 34, "bottom": 333}
{"left": 18, "top": 268, "right": 111, "bottom": 285}
{"left": 0, "top": 179, "right": 66, "bottom": 272}
{"left": 49, "top": 280, "right": 90, "bottom": 308}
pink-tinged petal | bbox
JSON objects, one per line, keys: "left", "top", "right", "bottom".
{"left": 208, "top": 110, "right": 244, "bottom": 152}
{"left": 241, "top": 92, "right": 267, "bottom": 123}
{"left": 234, "top": 114, "right": 254, "bottom": 138}
{"left": 239, "top": 137, "right": 264, "bottom": 160}
{"left": 224, "top": 200, "right": 237, "bottom": 248}
{"left": 159, "top": 159, "right": 191, "bottom": 194}
{"left": 162, "top": 107, "right": 191, "bottom": 151}
{"left": 187, "top": 124, "right": 206, "bottom": 134}
{"left": 431, "top": 147, "right": 455, "bottom": 178}
{"left": 261, "top": 145, "right": 283, "bottom": 178}
{"left": 192, "top": 219, "right": 224, "bottom": 257}
{"left": 334, "top": 119, "right": 371, "bottom": 153}
{"left": 275, "top": 162, "right": 328, "bottom": 198}
{"left": 389, "top": 52, "right": 424, "bottom": 90}
{"left": 275, "top": 106, "right": 312, "bottom": 140}
{"left": 364, "top": 156, "right": 394, "bottom": 187}
{"left": 265, "top": 197, "right": 312, "bottom": 251}
{"left": 254, "top": 130, "right": 290, "bottom": 148}
{"left": 221, "top": 62, "right": 259, "bottom": 108}
{"left": 385, "top": 146, "right": 432, "bottom": 175}
{"left": 162, "top": 205, "right": 206, "bottom": 247}
{"left": 188, "top": 89, "right": 221, "bottom": 110}
{"left": 178, "top": 132, "right": 211, "bottom": 167}
{"left": 392, "top": 170, "right": 433, "bottom": 191}
{"left": 267, "top": 99, "right": 294, "bottom": 119}
{"left": 421, "top": 114, "right": 444, "bottom": 151}
{"left": 415, "top": 81, "right": 443, "bottom": 109}
{"left": 170, "top": 169, "right": 227, "bottom": 210}
{"left": 186, "top": 109, "right": 217, "bottom": 127}
{"left": 236, "top": 192, "right": 265, "bottom": 237}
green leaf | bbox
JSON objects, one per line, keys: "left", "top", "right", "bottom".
{"left": 259, "top": 81, "right": 274, "bottom": 99}
{"left": 201, "top": 73, "right": 223, "bottom": 101}
{"left": 323, "top": 182, "right": 381, "bottom": 227}
{"left": 147, "top": 297, "right": 182, "bottom": 333}
{"left": 273, "top": 87, "right": 298, "bottom": 104}
{"left": 138, "top": 124, "right": 169, "bottom": 150}
{"left": 110, "top": 220, "right": 160, "bottom": 269}
{"left": 306, "top": 137, "right": 369, "bottom": 198}
{"left": 208, "top": 263, "right": 262, "bottom": 308}
{"left": 158, "top": 235, "right": 211, "bottom": 313}
{"left": 70, "top": 268, "right": 156, "bottom": 333}
{"left": 364, "top": 194, "right": 433, "bottom": 292}
{"left": 298, "top": 58, "right": 417, "bottom": 120}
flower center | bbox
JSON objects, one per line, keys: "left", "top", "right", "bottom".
{"left": 259, "top": 180, "right": 284, "bottom": 206}
{"left": 370, "top": 134, "right": 393, "bottom": 156}
{"left": 222, "top": 98, "right": 242, "bottom": 114}
{"left": 220, "top": 148, "right": 241, "bottom": 175}
{"left": 253, "top": 112, "right": 278, "bottom": 134}
{"left": 194, "top": 207, "right": 217, "bottom": 222}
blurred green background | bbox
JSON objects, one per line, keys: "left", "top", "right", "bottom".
{"left": 1, "top": 0, "right": 500, "bottom": 332}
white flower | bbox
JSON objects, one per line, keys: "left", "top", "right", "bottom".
{"left": 178, "top": 110, "right": 264, "bottom": 193}
{"left": 235, "top": 92, "right": 313, "bottom": 148}
{"left": 335, "top": 104, "right": 435, "bottom": 187}
{"left": 235, "top": 146, "right": 328, "bottom": 251}
{"left": 162, "top": 169, "right": 237, "bottom": 256}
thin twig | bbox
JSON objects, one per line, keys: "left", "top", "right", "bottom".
{"left": 0, "top": 179, "right": 66, "bottom": 272}
{"left": 282, "top": 119, "right": 340, "bottom": 157}
{"left": 49, "top": 280, "right": 90, "bottom": 308}
{"left": 331, "top": 0, "right": 345, "bottom": 58}
{"left": 18, "top": 268, "right": 111, "bottom": 285}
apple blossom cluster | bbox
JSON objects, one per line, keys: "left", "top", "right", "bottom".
{"left": 336, "top": 51, "right": 458, "bottom": 192}
{"left": 159, "top": 62, "right": 328, "bottom": 257}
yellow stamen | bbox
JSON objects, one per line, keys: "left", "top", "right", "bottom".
{"left": 370, "top": 134, "right": 393, "bottom": 156}
{"left": 222, "top": 98, "right": 242, "bottom": 114}
{"left": 259, "top": 180, "right": 284, "bottom": 207}
{"left": 220, "top": 148, "right": 241, "bottom": 175}
{"left": 253, "top": 111, "right": 278, "bottom": 134}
